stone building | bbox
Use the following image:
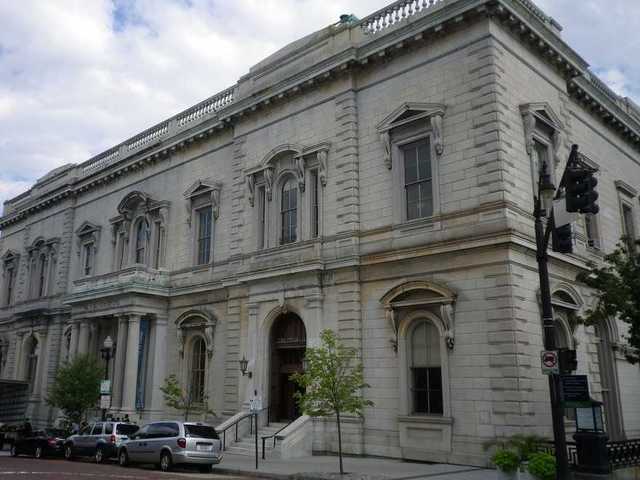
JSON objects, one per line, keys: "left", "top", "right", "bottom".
{"left": 1, "top": 0, "right": 639, "bottom": 466}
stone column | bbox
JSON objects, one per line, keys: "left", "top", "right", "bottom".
{"left": 13, "top": 332, "right": 24, "bottom": 380}
{"left": 121, "top": 314, "right": 141, "bottom": 413}
{"left": 77, "top": 321, "right": 90, "bottom": 355}
{"left": 33, "top": 331, "right": 49, "bottom": 398}
{"left": 149, "top": 315, "right": 168, "bottom": 416}
{"left": 68, "top": 323, "right": 80, "bottom": 360}
{"left": 112, "top": 316, "right": 128, "bottom": 410}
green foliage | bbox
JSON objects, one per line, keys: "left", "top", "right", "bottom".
{"left": 527, "top": 452, "right": 556, "bottom": 480}
{"left": 46, "top": 354, "right": 102, "bottom": 424}
{"left": 160, "top": 374, "right": 214, "bottom": 421}
{"left": 492, "top": 449, "right": 520, "bottom": 473}
{"left": 483, "top": 434, "right": 547, "bottom": 463}
{"left": 576, "top": 241, "right": 640, "bottom": 364}
{"left": 291, "top": 329, "right": 374, "bottom": 473}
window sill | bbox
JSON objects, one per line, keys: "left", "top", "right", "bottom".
{"left": 397, "top": 415, "right": 452, "bottom": 425}
{"left": 396, "top": 216, "right": 442, "bottom": 233}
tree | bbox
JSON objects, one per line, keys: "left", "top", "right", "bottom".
{"left": 291, "top": 329, "right": 374, "bottom": 474}
{"left": 160, "top": 374, "right": 214, "bottom": 421}
{"left": 47, "top": 354, "right": 102, "bottom": 424}
{"left": 576, "top": 240, "right": 640, "bottom": 364}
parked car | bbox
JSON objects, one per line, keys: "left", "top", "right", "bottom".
{"left": 64, "top": 421, "right": 139, "bottom": 463}
{"left": 118, "top": 421, "right": 222, "bottom": 472}
{"left": 10, "top": 428, "right": 67, "bottom": 458}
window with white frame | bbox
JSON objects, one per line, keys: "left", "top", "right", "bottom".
{"left": 184, "top": 180, "right": 221, "bottom": 267}
{"left": 280, "top": 177, "right": 298, "bottom": 244}
{"left": 190, "top": 336, "right": 207, "bottom": 403}
{"left": 377, "top": 103, "right": 445, "bottom": 225}
{"left": 409, "top": 319, "right": 443, "bottom": 415}
{"left": 76, "top": 222, "right": 101, "bottom": 278}
{"left": 196, "top": 207, "right": 213, "bottom": 265}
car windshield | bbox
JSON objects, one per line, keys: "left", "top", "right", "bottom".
{"left": 116, "top": 424, "right": 139, "bottom": 436}
{"left": 185, "top": 425, "right": 218, "bottom": 439}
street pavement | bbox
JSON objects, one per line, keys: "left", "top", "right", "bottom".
{"left": 0, "top": 449, "right": 492, "bottom": 480}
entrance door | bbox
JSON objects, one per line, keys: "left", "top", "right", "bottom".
{"left": 270, "top": 313, "right": 306, "bottom": 422}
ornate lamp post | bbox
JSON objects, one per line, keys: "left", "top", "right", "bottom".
{"left": 239, "top": 355, "right": 252, "bottom": 378}
{"left": 100, "top": 336, "right": 114, "bottom": 421}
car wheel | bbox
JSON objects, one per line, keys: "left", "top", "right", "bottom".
{"left": 9, "top": 444, "right": 18, "bottom": 457}
{"left": 95, "top": 446, "right": 105, "bottom": 463}
{"left": 64, "top": 445, "right": 74, "bottom": 460}
{"left": 35, "top": 446, "right": 43, "bottom": 459}
{"left": 118, "top": 449, "right": 129, "bottom": 467}
{"left": 159, "top": 451, "right": 172, "bottom": 472}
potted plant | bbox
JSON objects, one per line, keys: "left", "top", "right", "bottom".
{"left": 527, "top": 452, "right": 556, "bottom": 480}
{"left": 492, "top": 448, "right": 520, "bottom": 480}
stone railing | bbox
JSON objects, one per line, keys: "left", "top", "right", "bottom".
{"left": 72, "top": 265, "right": 171, "bottom": 294}
{"left": 176, "top": 86, "right": 235, "bottom": 128}
{"left": 79, "top": 85, "right": 236, "bottom": 176}
{"left": 585, "top": 71, "right": 622, "bottom": 106}
{"left": 359, "top": 0, "right": 445, "bottom": 35}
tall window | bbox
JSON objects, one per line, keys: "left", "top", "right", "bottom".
{"left": 5, "top": 266, "right": 15, "bottom": 306}
{"left": 135, "top": 220, "right": 149, "bottom": 264}
{"left": 83, "top": 243, "right": 93, "bottom": 276}
{"left": 27, "top": 337, "right": 38, "bottom": 393}
{"left": 403, "top": 139, "right": 433, "bottom": 220}
{"left": 311, "top": 170, "right": 319, "bottom": 238}
{"left": 153, "top": 221, "right": 164, "bottom": 269}
{"left": 197, "top": 207, "right": 213, "bottom": 265}
{"left": 38, "top": 254, "right": 48, "bottom": 297}
{"left": 622, "top": 204, "right": 636, "bottom": 254}
{"left": 258, "top": 187, "right": 267, "bottom": 249}
{"left": 190, "top": 337, "right": 207, "bottom": 403}
{"left": 281, "top": 178, "right": 297, "bottom": 244}
{"left": 410, "top": 320, "right": 443, "bottom": 415}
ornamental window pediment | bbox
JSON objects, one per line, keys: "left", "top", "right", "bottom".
{"left": 176, "top": 309, "right": 217, "bottom": 359}
{"left": 520, "top": 103, "right": 565, "bottom": 185}
{"left": 2, "top": 250, "right": 20, "bottom": 306}
{"left": 26, "top": 238, "right": 59, "bottom": 299}
{"left": 75, "top": 221, "right": 101, "bottom": 278}
{"left": 246, "top": 143, "right": 329, "bottom": 249}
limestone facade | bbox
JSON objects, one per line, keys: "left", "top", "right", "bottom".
{"left": 1, "top": 0, "right": 640, "bottom": 466}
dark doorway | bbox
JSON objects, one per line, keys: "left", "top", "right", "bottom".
{"left": 270, "top": 312, "right": 306, "bottom": 422}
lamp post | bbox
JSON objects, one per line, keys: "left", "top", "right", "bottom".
{"left": 100, "top": 336, "right": 114, "bottom": 421}
{"left": 534, "top": 158, "right": 570, "bottom": 479}
{"left": 239, "top": 355, "right": 252, "bottom": 378}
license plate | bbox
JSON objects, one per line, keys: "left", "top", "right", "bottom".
{"left": 196, "top": 443, "right": 212, "bottom": 451}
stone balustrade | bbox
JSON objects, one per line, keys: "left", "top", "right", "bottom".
{"left": 82, "top": 147, "right": 120, "bottom": 174}
{"left": 360, "top": 0, "right": 445, "bottom": 35}
{"left": 71, "top": 265, "right": 171, "bottom": 295}
{"left": 176, "top": 86, "right": 235, "bottom": 128}
{"left": 126, "top": 121, "right": 170, "bottom": 151}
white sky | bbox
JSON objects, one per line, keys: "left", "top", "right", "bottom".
{"left": 1, "top": 0, "right": 638, "bottom": 205}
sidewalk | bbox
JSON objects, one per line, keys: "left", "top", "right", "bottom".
{"left": 211, "top": 453, "right": 491, "bottom": 480}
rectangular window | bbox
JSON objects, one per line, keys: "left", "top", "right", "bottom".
{"left": 83, "top": 243, "right": 93, "bottom": 276}
{"left": 259, "top": 187, "right": 266, "bottom": 249}
{"left": 311, "top": 170, "right": 319, "bottom": 238}
{"left": 411, "top": 367, "right": 443, "bottom": 415}
{"left": 281, "top": 182, "right": 298, "bottom": 244}
{"left": 153, "top": 222, "right": 164, "bottom": 269}
{"left": 197, "top": 207, "right": 212, "bottom": 264}
{"left": 5, "top": 266, "right": 14, "bottom": 306}
{"left": 403, "top": 139, "right": 433, "bottom": 220}
{"left": 117, "top": 232, "right": 126, "bottom": 269}
{"left": 622, "top": 204, "right": 636, "bottom": 254}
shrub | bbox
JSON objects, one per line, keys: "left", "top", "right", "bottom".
{"left": 492, "top": 449, "right": 520, "bottom": 473}
{"left": 528, "top": 452, "right": 556, "bottom": 480}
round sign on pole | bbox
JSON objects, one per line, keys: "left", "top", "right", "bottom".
{"left": 541, "top": 350, "right": 559, "bottom": 375}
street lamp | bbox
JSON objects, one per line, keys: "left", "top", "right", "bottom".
{"left": 239, "top": 355, "right": 252, "bottom": 378}
{"left": 539, "top": 163, "right": 556, "bottom": 216}
{"left": 100, "top": 336, "right": 114, "bottom": 421}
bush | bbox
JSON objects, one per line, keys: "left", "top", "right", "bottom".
{"left": 492, "top": 449, "right": 520, "bottom": 473}
{"left": 527, "top": 452, "right": 556, "bottom": 480}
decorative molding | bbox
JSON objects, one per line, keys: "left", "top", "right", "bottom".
{"left": 183, "top": 179, "right": 223, "bottom": 222}
{"left": 245, "top": 174, "right": 255, "bottom": 207}
{"left": 295, "top": 155, "right": 306, "bottom": 192}
{"left": 264, "top": 167, "right": 274, "bottom": 201}
{"left": 380, "top": 131, "right": 392, "bottom": 170}
{"left": 615, "top": 179, "right": 638, "bottom": 198}
{"left": 176, "top": 308, "right": 217, "bottom": 358}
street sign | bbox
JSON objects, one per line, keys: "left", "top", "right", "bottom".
{"left": 100, "top": 395, "right": 111, "bottom": 409}
{"left": 541, "top": 350, "right": 559, "bottom": 375}
{"left": 560, "top": 375, "right": 590, "bottom": 407}
{"left": 249, "top": 396, "right": 262, "bottom": 413}
{"left": 100, "top": 380, "right": 111, "bottom": 394}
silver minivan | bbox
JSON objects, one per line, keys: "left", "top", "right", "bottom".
{"left": 117, "top": 421, "right": 222, "bottom": 472}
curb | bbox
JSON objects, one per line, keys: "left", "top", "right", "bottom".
{"left": 211, "top": 465, "right": 292, "bottom": 479}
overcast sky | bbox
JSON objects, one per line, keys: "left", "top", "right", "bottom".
{"left": 1, "top": 0, "right": 638, "bottom": 206}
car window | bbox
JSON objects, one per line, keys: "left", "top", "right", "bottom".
{"left": 156, "top": 423, "right": 179, "bottom": 438}
{"left": 116, "top": 424, "right": 139, "bottom": 436}
{"left": 104, "top": 423, "right": 113, "bottom": 434}
{"left": 80, "top": 424, "right": 93, "bottom": 435}
{"left": 185, "top": 424, "right": 219, "bottom": 439}
{"left": 92, "top": 423, "right": 103, "bottom": 435}
{"left": 135, "top": 424, "right": 150, "bottom": 439}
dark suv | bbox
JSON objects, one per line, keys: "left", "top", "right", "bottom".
{"left": 64, "top": 422, "right": 138, "bottom": 463}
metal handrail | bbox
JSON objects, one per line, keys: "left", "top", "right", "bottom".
{"left": 261, "top": 417, "right": 297, "bottom": 459}
{"left": 218, "top": 406, "right": 271, "bottom": 451}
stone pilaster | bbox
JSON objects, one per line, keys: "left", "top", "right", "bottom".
{"left": 223, "top": 290, "right": 242, "bottom": 414}
{"left": 112, "top": 315, "right": 128, "bottom": 410}
{"left": 121, "top": 314, "right": 141, "bottom": 413}
{"left": 77, "top": 321, "right": 90, "bottom": 355}
{"left": 228, "top": 135, "right": 247, "bottom": 262}
{"left": 149, "top": 315, "right": 168, "bottom": 416}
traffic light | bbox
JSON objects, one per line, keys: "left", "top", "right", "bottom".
{"left": 565, "top": 167, "right": 599, "bottom": 214}
{"left": 552, "top": 223, "right": 573, "bottom": 254}
{"left": 559, "top": 348, "right": 578, "bottom": 374}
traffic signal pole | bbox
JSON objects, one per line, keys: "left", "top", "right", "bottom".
{"left": 535, "top": 197, "right": 571, "bottom": 479}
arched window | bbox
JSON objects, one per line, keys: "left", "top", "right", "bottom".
{"left": 135, "top": 219, "right": 149, "bottom": 264}
{"left": 26, "top": 337, "right": 38, "bottom": 392}
{"left": 38, "top": 254, "right": 48, "bottom": 297}
{"left": 280, "top": 178, "right": 297, "bottom": 244}
{"left": 409, "top": 320, "right": 443, "bottom": 415}
{"left": 190, "top": 337, "right": 207, "bottom": 404}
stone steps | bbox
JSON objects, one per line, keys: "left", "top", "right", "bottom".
{"left": 224, "top": 422, "right": 288, "bottom": 457}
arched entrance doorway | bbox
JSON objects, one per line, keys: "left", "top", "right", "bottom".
{"left": 269, "top": 312, "right": 306, "bottom": 421}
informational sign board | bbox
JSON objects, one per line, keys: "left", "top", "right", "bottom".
{"left": 576, "top": 406, "right": 603, "bottom": 432}
{"left": 100, "top": 380, "right": 111, "bottom": 395}
{"left": 541, "top": 350, "right": 559, "bottom": 375}
{"left": 249, "top": 396, "right": 263, "bottom": 413}
{"left": 560, "top": 375, "right": 590, "bottom": 407}
{"left": 100, "top": 395, "right": 111, "bottom": 409}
